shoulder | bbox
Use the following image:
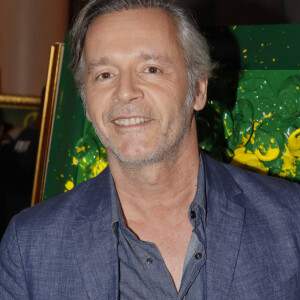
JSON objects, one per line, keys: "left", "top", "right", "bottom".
{"left": 223, "top": 160, "right": 299, "bottom": 193}
{"left": 6, "top": 167, "right": 112, "bottom": 238}
{"left": 203, "top": 153, "right": 300, "bottom": 216}
{"left": 204, "top": 152, "right": 299, "bottom": 195}
{"left": 223, "top": 162, "right": 300, "bottom": 204}
{"left": 227, "top": 162, "right": 300, "bottom": 219}
{"left": 0, "top": 167, "right": 113, "bottom": 298}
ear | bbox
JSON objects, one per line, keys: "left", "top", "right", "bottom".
{"left": 193, "top": 79, "right": 208, "bottom": 111}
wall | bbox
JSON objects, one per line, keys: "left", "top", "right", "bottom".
{"left": 0, "top": 0, "right": 69, "bottom": 96}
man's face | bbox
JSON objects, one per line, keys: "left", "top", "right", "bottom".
{"left": 83, "top": 8, "right": 205, "bottom": 165}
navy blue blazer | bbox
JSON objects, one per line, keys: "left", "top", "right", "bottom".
{"left": 0, "top": 153, "right": 300, "bottom": 299}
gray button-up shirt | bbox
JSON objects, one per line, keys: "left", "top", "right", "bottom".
{"left": 110, "top": 155, "right": 207, "bottom": 300}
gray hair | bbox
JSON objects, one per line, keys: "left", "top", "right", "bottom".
{"left": 69, "top": 0, "right": 214, "bottom": 105}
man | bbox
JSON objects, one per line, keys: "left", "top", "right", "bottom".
{"left": 0, "top": 0, "right": 299, "bottom": 299}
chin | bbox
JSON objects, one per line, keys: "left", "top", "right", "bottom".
{"left": 112, "top": 151, "right": 156, "bottom": 166}
{"left": 110, "top": 145, "right": 176, "bottom": 166}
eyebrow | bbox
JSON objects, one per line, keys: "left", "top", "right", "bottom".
{"left": 135, "top": 52, "right": 173, "bottom": 64}
{"left": 87, "top": 52, "right": 173, "bottom": 74}
{"left": 87, "top": 57, "right": 111, "bottom": 74}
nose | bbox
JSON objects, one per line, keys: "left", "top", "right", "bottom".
{"left": 113, "top": 72, "right": 143, "bottom": 103}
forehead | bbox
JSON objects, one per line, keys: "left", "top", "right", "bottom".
{"left": 84, "top": 8, "right": 183, "bottom": 58}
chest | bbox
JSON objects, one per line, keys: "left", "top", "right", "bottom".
{"left": 126, "top": 220, "right": 194, "bottom": 289}
{"left": 118, "top": 223, "right": 207, "bottom": 299}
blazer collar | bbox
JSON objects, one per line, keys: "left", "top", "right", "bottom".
{"left": 71, "top": 167, "right": 119, "bottom": 300}
{"left": 202, "top": 153, "right": 246, "bottom": 300}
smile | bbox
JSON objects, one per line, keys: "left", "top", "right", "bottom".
{"left": 114, "top": 117, "right": 151, "bottom": 126}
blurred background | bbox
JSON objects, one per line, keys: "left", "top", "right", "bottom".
{"left": 1, "top": 0, "right": 299, "bottom": 97}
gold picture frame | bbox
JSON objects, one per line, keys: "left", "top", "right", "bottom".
{"left": 0, "top": 94, "right": 41, "bottom": 110}
{"left": 31, "top": 43, "right": 64, "bottom": 206}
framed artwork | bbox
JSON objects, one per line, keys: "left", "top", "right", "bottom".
{"left": 0, "top": 95, "right": 41, "bottom": 130}
{"left": 0, "top": 94, "right": 40, "bottom": 110}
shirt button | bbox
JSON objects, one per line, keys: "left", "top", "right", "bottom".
{"left": 190, "top": 210, "right": 196, "bottom": 219}
{"left": 146, "top": 258, "right": 153, "bottom": 264}
{"left": 195, "top": 252, "right": 202, "bottom": 260}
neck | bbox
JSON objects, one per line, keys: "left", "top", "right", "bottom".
{"left": 108, "top": 121, "right": 200, "bottom": 223}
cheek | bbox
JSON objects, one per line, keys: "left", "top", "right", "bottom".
{"left": 85, "top": 86, "right": 112, "bottom": 120}
{"left": 85, "top": 98, "right": 107, "bottom": 130}
{"left": 144, "top": 79, "right": 187, "bottom": 105}
{"left": 85, "top": 77, "right": 113, "bottom": 103}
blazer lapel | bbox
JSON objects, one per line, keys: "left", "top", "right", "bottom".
{"left": 203, "top": 154, "right": 246, "bottom": 300}
{"left": 70, "top": 168, "right": 119, "bottom": 300}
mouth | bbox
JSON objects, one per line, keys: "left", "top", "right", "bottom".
{"left": 114, "top": 117, "right": 151, "bottom": 126}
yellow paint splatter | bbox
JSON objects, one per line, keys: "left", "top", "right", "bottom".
{"left": 242, "top": 49, "right": 247, "bottom": 53}
{"left": 261, "top": 43, "right": 264, "bottom": 47}
{"left": 288, "top": 128, "right": 300, "bottom": 157}
{"left": 254, "top": 145, "right": 280, "bottom": 162}
{"left": 241, "top": 134, "right": 251, "bottom": 147}
{"left": 223, "top": 120, "right": 232, "bottom": 137}
{"left": 264, "top": 112, "right": 272, "bottom": 118}
{"left": 65, "top": 180, "right": 74, "bottom": 191}
{"left": 254, "top": 121, "right": 261, "bottom": 130}
{"left": 60, "top": 174, "right": 64, "bottom": 178}
{"left": 226, "top": 149, "right": 234, "bottom": 158}
{"left": 244, "top": 55, "right": 247, "bottom": 59}
{"left": 231, "top": 147, "right": 269, "bottom": 174}
{"left": 76, "top": 146, "right": 86, "bottom": 153}
{"left": 91, "top": 160, "right": 108, "bottom": 177}
{"left": 272, "top": 58, "right": 276, "bottom": 62}
{"left": 278, "top": 172, "right": 287, "bottom": 178}
{"left": 296, "top": 86, "right": 299, "bottom": 90}
{"left": 260, "top": 61, "right": 264, "bottom": 64}
{"left": 233, "top": 25, "right": 237, "bottom": 30}
{"left": 281, "top": 145, "right": 297, "bottom": 177}
{"left": 72, "top": 156, "right": 78, "bottom": 165}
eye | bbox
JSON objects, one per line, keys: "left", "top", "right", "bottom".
{"left": 144, "top": 66, "right": 161, "bottom": 74}
{"left": 97, "top": 72, "right": 113, "bottom": 80}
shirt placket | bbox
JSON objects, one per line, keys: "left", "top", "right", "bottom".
{"left": 177, "top": 203, "right": 206, "bottom": 300}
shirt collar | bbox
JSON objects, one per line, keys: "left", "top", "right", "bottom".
{"left": 188, "top": 152, "right": 207, "bottom": 228}
{"left": 110, "top": 173, "right": 122, "bottom": 225}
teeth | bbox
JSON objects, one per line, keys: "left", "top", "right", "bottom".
{"left": 114, "top": 117, "right": 150, "bottom": 126}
